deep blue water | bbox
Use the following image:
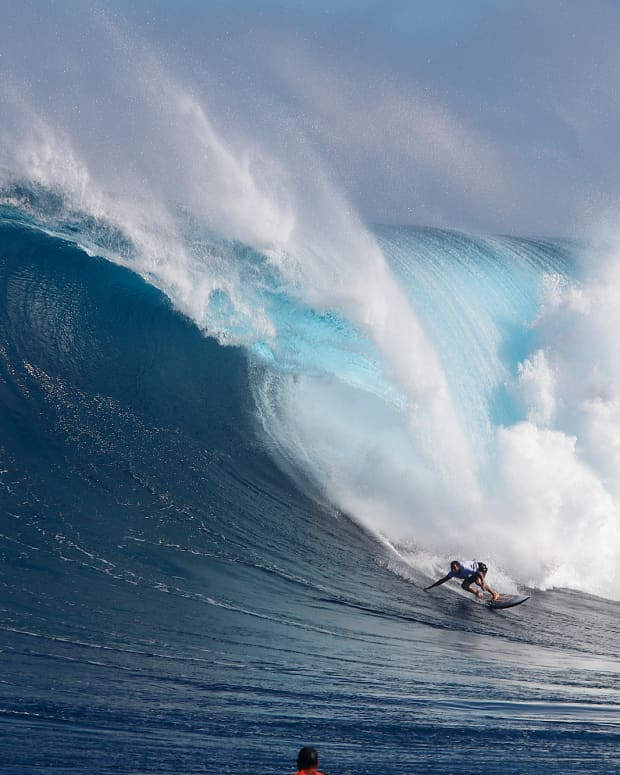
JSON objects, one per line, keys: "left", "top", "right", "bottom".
{"left": 0, "top": 208, "right": 619, "bottom": 774}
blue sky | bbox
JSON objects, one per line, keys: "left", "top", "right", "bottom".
{"left": 3, "top": 0, "right": 620, "bottom": 237}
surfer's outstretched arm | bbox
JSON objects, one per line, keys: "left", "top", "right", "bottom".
{"left": 424, "top": 574, "right": 452, "bottom": 591}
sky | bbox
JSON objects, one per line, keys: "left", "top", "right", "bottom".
{"left": 2, "top": 0, "right": 620, "bottom": 237}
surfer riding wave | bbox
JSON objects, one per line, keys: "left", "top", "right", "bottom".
{"left": 424, "top": 560, "right": 500, "bottom": 601}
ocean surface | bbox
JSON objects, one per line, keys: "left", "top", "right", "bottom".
{"left": 3, "top": 3, "right": 620, "bottom": 772}
{"left": 0, "top": 183, "right": 618, "bottom": 775}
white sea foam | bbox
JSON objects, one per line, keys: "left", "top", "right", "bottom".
{"left": 254, "top": 238, "right": 620, "bottom": 600}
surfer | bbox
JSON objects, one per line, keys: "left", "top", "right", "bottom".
{"left": 294, "top": 746, "right": 327, "bottom": 775}
{"left": 424, "top": 559, "right": 500, "bottom": 601}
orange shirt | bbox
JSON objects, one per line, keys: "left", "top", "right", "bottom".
{"left": 294, "top": 770, "right": 326, "bottom": 775}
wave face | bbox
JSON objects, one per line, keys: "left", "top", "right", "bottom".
{"left": 1, "top": 203, "right": 619, "bottom": 774}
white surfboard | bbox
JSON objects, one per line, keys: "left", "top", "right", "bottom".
{"left": 486, "top": 593, "right": 529, "bottom": 610}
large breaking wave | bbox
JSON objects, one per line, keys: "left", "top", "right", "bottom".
{"left": 2, "top": 181, "right": 618, "bottom": 600}
{"left": 1, "top": 4, "right": 618, "bottom": 601}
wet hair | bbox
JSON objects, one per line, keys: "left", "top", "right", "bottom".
{"left": 297, "top": 746, "right": 319, "bottom": 769}
{"left": 450, "top": 560, "right": 460, "bottom": 569}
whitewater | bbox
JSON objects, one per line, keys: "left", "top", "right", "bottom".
{"left": 1, "top": 5, "right": 619, "bottom": 774}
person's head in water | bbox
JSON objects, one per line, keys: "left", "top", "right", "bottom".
{"left": 297, "top": 746, "right": 319, "bottom": 771}
{"left": 450, "top": 560, "right": 460, "bottom": 573}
